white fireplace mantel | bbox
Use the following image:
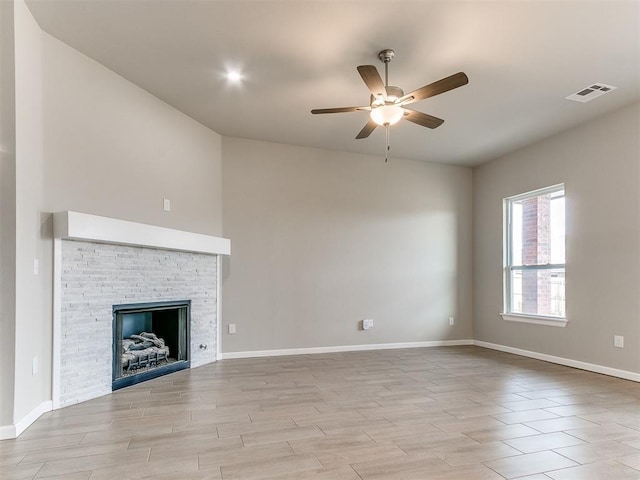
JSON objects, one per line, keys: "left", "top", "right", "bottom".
{"left": 53, "top": 211, "right": 230, "bottom": 255}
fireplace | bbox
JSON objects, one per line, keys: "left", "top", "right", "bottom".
{"left": 112, "top": 300, "right": 191, "bottom": 390}
{"left": 54, "top": 211, "right": 229, "bottom": 408}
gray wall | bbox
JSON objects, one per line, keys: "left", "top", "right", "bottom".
{"left": 42, "top": 33, "right": 223, "bottom": 236}
{"left": 0, "top": 0, "right": 17, "bottom": 427}
{"left": 221, "top": 137, "right": 473, "bottom": 353}
{"left": 473, "top": 102, "right": 640, "bottom": 373}
{"left": 13, "top": 0, "right": 48, "bottom": 424}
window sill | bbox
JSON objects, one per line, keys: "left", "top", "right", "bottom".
{"left": 500, "top": 313, "right": 568, "bottom": 328}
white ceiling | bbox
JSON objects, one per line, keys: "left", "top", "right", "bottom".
{"left": 26, "top": 0, "right": 640, "bottom": 166}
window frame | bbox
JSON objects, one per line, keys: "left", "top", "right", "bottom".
{"left": 501, "top": 184, "right": 568, "bottom": 327}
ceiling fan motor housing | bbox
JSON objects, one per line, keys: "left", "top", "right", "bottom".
{"left": 378, "top": 49, "right": 395, "bottom": 64}
{"left": 376, "top": 49, "right": 403, "bottom": 102}
{"left": 384, "top": 86, "right": 404, "bottom": 102}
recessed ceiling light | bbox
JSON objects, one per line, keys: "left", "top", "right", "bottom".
{"left": 226, "top": 70, "right": 243, "bottom": 84}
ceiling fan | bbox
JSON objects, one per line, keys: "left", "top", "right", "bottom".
{"left": 311, "top": 49, "right": 468, "bottom": 159}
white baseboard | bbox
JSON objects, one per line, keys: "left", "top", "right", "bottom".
{"left": 222, "top": 339, "right": 639, "bottom": 383}
{"left": 474, "top": 340, "right": 640, "bottom": 383}
{"left": 0, "top": 400, "right": 53, "bottom": 440}
{"left": 0, "top": 423, "right": 16, "bottom": 440}
{"left": 220, "top": 339, "right": 474, "bottom": 360}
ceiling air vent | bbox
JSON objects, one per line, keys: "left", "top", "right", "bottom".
{"left": 566, "top": 83, "right": 617, "bottom": 102}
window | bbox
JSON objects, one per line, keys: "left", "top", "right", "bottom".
{"left": 502, "top": 184, "right": 566, "bottom": 327}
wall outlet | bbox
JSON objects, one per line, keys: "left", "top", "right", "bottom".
{"left": 614, "top": 335, "right": 624, "bottom": 348}
{"left": 33, "top": 258, "right": 39, "bottom": 275}
{"left": 228, "top": 323, "right": 236, "bottom": 334}
{"left": 449, "top": 316, "right": 455, "bottom": 326}
{"left": 32, "top": 356, "right": 38, "bottom": 375}
{"left": 163, "top": 198, "right": 171, "bottom": 211}
{"left": 362, "top": 319, "right": 374, "bottom": 330}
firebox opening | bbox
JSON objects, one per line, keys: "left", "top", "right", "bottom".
{"left": 112, "top": 300, "right": 190, "bottom": 390}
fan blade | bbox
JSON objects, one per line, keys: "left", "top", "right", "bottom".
{"left": 311, "top": 106, "right": 365, "bottom": 114}
{"left": 399, "top": 72, "right": 469, "bottom": 105}
{"left": 357, "top": 65, "right": 386, "bottom": 98}
{"left": 355, "top": 118, "right": 377, "bottom": 139}
{"left": 403, "top": 109, "right": 445, "bottom": 129}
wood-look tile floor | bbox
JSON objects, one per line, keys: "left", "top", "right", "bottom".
{"left": 1, "top": 346, "right": 640, "bottom": 479}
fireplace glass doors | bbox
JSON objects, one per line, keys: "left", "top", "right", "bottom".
{"left": 112, "top": 300, "right": 190, "bottom": 390}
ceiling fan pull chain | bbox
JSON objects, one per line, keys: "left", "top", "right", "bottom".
{"left": 385, "top": 125, "right": 390, "bottom": 163}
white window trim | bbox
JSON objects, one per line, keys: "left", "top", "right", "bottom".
{"left": 503, "top": 184, "right": 567, "bottom": 326}
{"left": 500, "top": 313, "right": 568, "bottom": 327}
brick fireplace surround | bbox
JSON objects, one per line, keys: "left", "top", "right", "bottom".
{"left": 53, "top": 211, "right": 230, "bottom": 408}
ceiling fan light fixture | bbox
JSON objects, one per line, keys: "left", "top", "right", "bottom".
{"left": 370, "top": 104, "right": 404, "bottom": 126}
